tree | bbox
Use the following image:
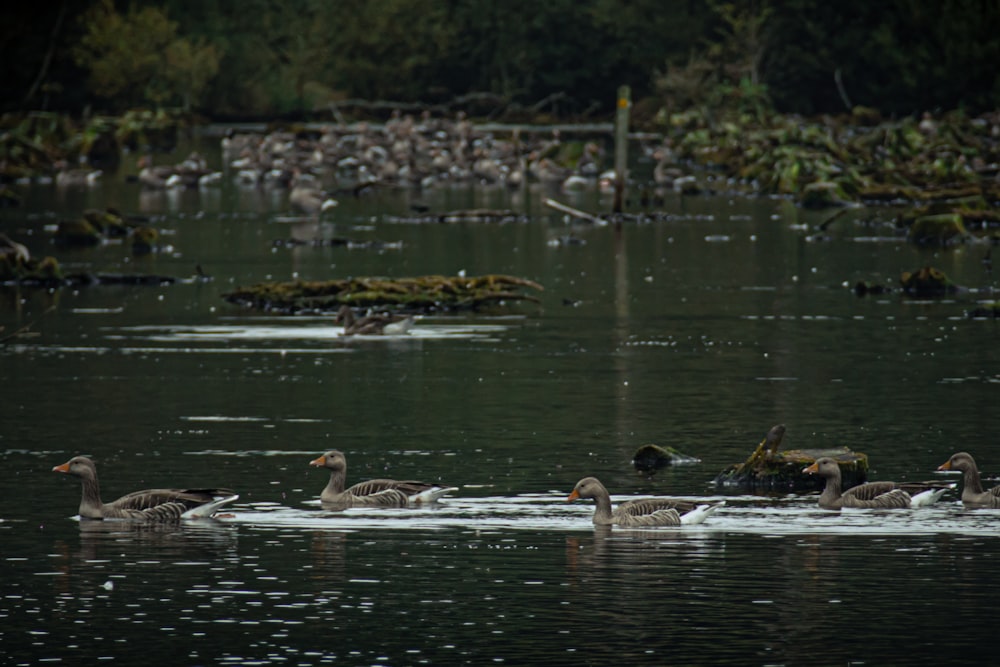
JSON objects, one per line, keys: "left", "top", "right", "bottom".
{"left": 72, "top": 0, "right": 219, "bottom": 111}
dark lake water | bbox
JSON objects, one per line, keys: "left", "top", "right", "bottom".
{"left": 2, "top": 131, "right": 999, "bottom": 665}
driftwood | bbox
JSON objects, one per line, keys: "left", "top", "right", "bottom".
{"left": 713, "top": 424, "right": 869, "bottom": 492}
{"left": 388, "top": 209, "right": 526, "bottom": 225}
{"left": 223, "top": 274, "right": 544, "bottom": 314}
{"left": 544, "top": 198, "right": 607, "bottom": 225}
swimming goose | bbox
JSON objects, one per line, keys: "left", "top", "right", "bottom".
{"left": 335, "top": 304, "right": 414, "bottom": 336}
{"left": 52, "top": 456, "right": 238, "bottom": 521}
{"left": 803, "top": 457, "right": 947, "bottom": 510}
{"left": 309, "top": 450, "right": 455, "bottom": 508}
{"left": 567, "top": 476, "right": 724, "bottom": 527}
{"left": 938, "top": 452, "right": 1000, "bottom": 508}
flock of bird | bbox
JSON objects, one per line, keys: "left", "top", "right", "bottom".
{"left": 46, "top": 112, "right": 702, "bottom": 219}
{"left": 82, "top": 113, "right": 686, "bottom": 205}
{"left": 51, "top": 450, "right": 1000, "bottom": 526}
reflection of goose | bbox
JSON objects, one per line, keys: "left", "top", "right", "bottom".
{"left": 309, "top": 450, "right": 455, "bottom": 508}
{"left": 335, "top": 304, "right": 414, "bottom": 336}
{"left": 803, "top": 457, "right": 947, "bottom": 510}
{"left": 52, "top": 456, "right": 238, "bottom": 521}
{"left": 938, "top": 452, "right": 1000, "bottom": 508}
{"left": 568, "top": 476, "right": 724, "bottom": 527}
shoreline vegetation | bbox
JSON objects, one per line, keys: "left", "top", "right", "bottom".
{"left": 2, "top": 2, "right": 999, "bottom": 305}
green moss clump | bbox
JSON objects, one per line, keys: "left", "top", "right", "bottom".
{"left": 223, "top": 274, "right": 544, "bottom": 314}
{"left": 908, "top": 213, "right": 969, "bottom": 246}
{"left": 900, "top": 266, "right": 959, "bottom": 297}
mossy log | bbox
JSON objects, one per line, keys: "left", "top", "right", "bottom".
{"left": 54, "top": 219, "right": 102, "bottom": 247}
{"left": 799, "top": 181, "right": 849, "bottom": 209}
{"left": 966, "top": 301, "right": 1000, "bottom": 318}
{"left": 388, "top": 209, "right": 527, "bottom": 224}
{"left": 713, "top": 424, "right": 869, "bottom": 492}
{"left": 222, "top": 274, "right": 544, "bottom": 314}
{"left": 632, "top": 444, "right": 702, "bottom": 473}
{"left": 2, "top": 269, "right": 176, "bottom": 288}
{"left": 907, "top": 213, "right": 970, "bottom": 246}
{"left": 900, "top": 266, "right": 960, "bottom": 297}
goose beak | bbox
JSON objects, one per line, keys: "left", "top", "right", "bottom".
{"left": 937, "top": 461, "right": 952, "bottom": 471}
{"left": 52, "top": 462, "right": 71, "bottom": 473}
{"left": 567, "top": 489, "right": 580, "bottom": 501}
{"left": 309, "top": 456, "right": 326, "bottom": 467}
{"left": 802, "top": 462, "right": 819, "bottom": 474}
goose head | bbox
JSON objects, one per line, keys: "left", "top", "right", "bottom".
{"left": 52, "top": 455, "right": 98, "bottom": 480}
{"left": 938, "top": 451, "right": 975, "bottom": 473}
{"left": 310, "top": 450, "right": 346, "bottom": 473}
{"left": 567, "top": 476, "right": 605, "bottom": 501}
{"left": 802, "top": 457, "right": 841, "bottom": 480}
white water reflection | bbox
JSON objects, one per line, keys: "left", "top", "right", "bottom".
{"left": 114, "top": 320, "right": 511, "bottom": 343}
{"left": 219, "top": 494, "right": 1000, "bottom": 537}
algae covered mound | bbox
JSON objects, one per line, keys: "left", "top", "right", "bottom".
{"left": 713, "top": 424, "right": 869, "bottom": 492}
{"left": 222, "top": 274, "right": 544, "bottom": 314}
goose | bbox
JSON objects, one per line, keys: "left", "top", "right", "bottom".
{"left": 54, "top": 161, "right": 102, "bottom": 187}
{"left": 309, "top": 450, "right": 455, "bottom": 508}
{"left": 335, "top": 304, "right": 414, "bottom": 336}
{"left": 52, "top": 456, "right": 238, "bottom": 521}
{"left": 937, "top": 452, "right": 1000, "bottom": 508}
{"left": 803, "top": 457, "right": 947, "bottom": 510}
{"left": 136, "top": 156, "right": 173, "bottom": 189}
{"left": 289, "top": 174, "right": 338, "bottom": 214}
{"left": 567, "top": 476, "right": 724, "bottom": 527}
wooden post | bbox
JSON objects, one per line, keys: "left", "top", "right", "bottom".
{"left": 613, "top": 85, "right": 631, "bottom": 215}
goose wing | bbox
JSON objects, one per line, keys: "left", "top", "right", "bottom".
{"left": 105, "top": 488, "right": 237, "bottom": 520}
{"left": 345, "top": 488, "right": 410, "bottom": 508}
{"left": 613, "top": 497, "right": 699, "bottom": 527}
{"left": 841, "top": 485, "right": 911, "bottom": 509}
{"left": 842, "top": 481, "right": 898, "bottom": 502}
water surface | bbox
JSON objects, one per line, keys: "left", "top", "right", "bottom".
{"left": 2, "top": 136, "right": 998, "bottom": 665}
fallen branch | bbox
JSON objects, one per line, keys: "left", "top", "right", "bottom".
{"left": 544, "top": 198, "right": 607, "bottom": 225}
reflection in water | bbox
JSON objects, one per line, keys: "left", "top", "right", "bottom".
{"left": 1, "top": 494, "right": 998, "bottom": 665}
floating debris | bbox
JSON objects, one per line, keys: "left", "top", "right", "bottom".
{"left": 223, "top": 274, "right": 544, "bottom": 314}
{"left": 632, "top": 444, "right": 702, "bottom": 473}
{"left": 387, "top": 209, "right": 527, "bottom": 224}
{"left": 713, "top": 424, "right": 869, "bottom": 492}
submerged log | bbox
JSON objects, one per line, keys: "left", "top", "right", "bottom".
{"left": 632, "top": 444, "right": 702, "bottom": 473}
{"left": 713, "top": 424, "right": 869, "bottom": 492}
{"left": 223, "top": 274, "right": 544, "bottom": 314}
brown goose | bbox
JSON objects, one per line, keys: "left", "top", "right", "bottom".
{"left": 335, "top": 305, "right": 414, "bottom": 336}
{"left": 52, "top": 456, "right": 238, "bottom": 521}
{"left": 309, "top": 450, "right": 455, "bottom": 508}
{"left": 803, "top": 457, "right": 946, "bottom": 510}
{"left": 567, "top": 476, "right": 724, "bottom": 527}
{"left": 938, "top": 452, "right": 1000, "bottom": 508}
{"left": 289, "top": 175, "right": 338, "bottom": 214}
